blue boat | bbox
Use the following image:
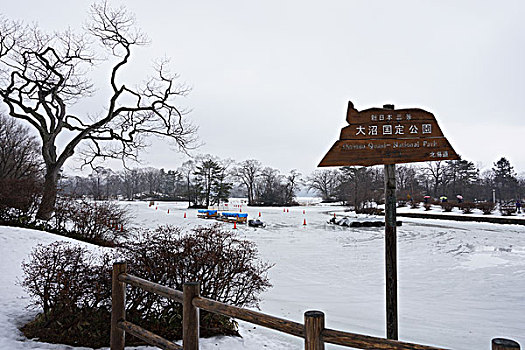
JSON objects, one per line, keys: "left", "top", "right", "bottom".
{"left": 197, "top": 209, "right": 218, "bottom": 219}
{"left": 217, "top": 212, "right": 248, "bottom": 223}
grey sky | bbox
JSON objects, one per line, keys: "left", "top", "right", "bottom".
{"left": 2, "top": 0, "right": 524, "bottom": 175}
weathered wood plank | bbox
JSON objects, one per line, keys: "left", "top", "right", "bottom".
{"left": 319, "top": 138, "right": 458, "bottom": 167}
{"left": 322, "top": 328, "right": 448, "bottom": 350}
{"left": 117, "top": 320, "right": 182, "bottom": 350}
{"left": 492, "top": 338, "right": 520, "bottom": 350}
{"left": 183, "top": 282, "right": 200, "bottom": 350}
{"left": 192, "top": 296, "right": 305, "bottom": 338}
{"left": 384, "top": 163, "right": 398, "bottom": 340}
{"left": 111, "top": 262, "right": 126, "bottom": 350}
{"left": 304, "top": 311, "right": 325, "bottom": 350}
{"left": 118, "top": 273, "right": 183, "bottom": 303}
{"left": 318, "top": 101, "right": 459, "bottom": 167}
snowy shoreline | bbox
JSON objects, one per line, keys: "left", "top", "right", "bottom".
{"left": 1, "top": 201, "right": 524, "bottom": 349}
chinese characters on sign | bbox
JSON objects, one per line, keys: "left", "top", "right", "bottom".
{"left": 318, "top": 101, "right": 460, "bottom": 167}
{"left": 355, "top": 113, "right": 432, "bottom": 137}
{"left": 355, "top": 122, "right": 432, "bottom": 136}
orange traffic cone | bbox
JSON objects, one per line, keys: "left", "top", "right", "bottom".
{"left": 167, "top": 209, "right": 170, "bottom": 214}
{"left": 333, "top": 213, "right": 336, "bottom": 218}
{"left": 286, "top": 209, "right": 289, "bottom": 213}
{"left": 283, "top": 208, "right": 286, "bottom": 212}
{"left": 258, "top": 212, "right": 261, "bottom": 217}
{"left": 233, "top": 222, "right": 237, "bottom": 229}
{"left": 240, "top": 208, "right": 242, "bottom": 212}
{"left": 303, "top": 210, "right": 305, "bottom": 214}
{"left": 155, "top": 206, "right": 158, "bottom": 210}
{"left": 303, "top": 219, "right": 307, "bottom": 226}
{"left": 184, "top": 212, "right": 186, "bottom": 218}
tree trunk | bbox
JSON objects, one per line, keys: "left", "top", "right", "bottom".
{"left": 36, "top": 168, "right": 60, "bottom": 220}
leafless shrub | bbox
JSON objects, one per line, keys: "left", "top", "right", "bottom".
{"left": 20, "top": 224, "right": 273, "bottom": 346}
{"left": 20, "top": 242, "right": 112, "bottom": 316}
{"left": 458, "top": 202, "right": 475, "bottom": 214}
{"left": 410, "top": 201, "right": 420, "bottom": 209}
{"left": 476, "top": 202, "right": 495, "bottom": 215}
{"left": 440, "top": 202, "right": 455, "bottom": 212}
{"left": 20, "top": 242, "right": 112, "bottom": 347}
{"left": 121, "top": 224, "right": 273, "bottom": 337}
{"left": 53, "top": 198, "right": 129, "bottom": 245}
{"left": 0, "top": 178, "right": 41, "bottom": 218}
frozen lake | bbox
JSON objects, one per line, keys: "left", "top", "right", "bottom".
{"left": 128, "top": 201, "right": 525, "bottom": 349}
{"left": 0, "top": 200, "right": 523, "bottom": 349}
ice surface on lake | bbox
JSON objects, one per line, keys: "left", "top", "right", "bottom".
{"left": 0, "top": 201, "right": 523, "bottom": 349}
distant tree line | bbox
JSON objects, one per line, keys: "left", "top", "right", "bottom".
{"left": 58, "top": 155, "right": 302, "bottom": 207}
{"left": 307, "top": 157, "right": 524, "bottom": 209}
{"left": 1, "top": 116, "right": 524, "bottom": 213}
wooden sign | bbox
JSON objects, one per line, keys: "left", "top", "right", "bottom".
{"left": 318, "top": 101, "right": 460, "bottom": 167}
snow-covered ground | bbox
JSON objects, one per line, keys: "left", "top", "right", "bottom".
{"left": 1, "top": 201, "right": 524, "bottom": 349}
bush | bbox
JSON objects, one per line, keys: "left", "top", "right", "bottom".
{"left": 0, "top": 178, "right": 41, "bottom": 214}
{"left": 20, "top": 224, "right": 273, "bottom": 347}
{"left": 440, "top": 202, "right": 455, "bottom": 212}
{"left": 458, "top": 202, "right": 475, "bottom": 214}
{"left": 20, "top": 242, "right": 112, "bottom": 348}
{"left": 53, "top": 198, "right": 129, "bottom": 246}
{"left": 356, "top": 207, "right": 384, "bottom": 215}
{"left": 410, "top": 201, "right": 420, "bottom": 209}
{"left": 121, "top": 224, "right": 273, "bottom": 339}
{"left": 476, "top": 202, "right": 496, "bottom": 215}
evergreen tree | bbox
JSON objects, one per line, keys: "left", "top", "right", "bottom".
{"left": 492, "top": 157, "right": 519, "bottom": 202}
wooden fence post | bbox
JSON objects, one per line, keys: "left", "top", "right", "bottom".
{"left": 492, "top": 338, "right": 520, "bottom": 350}
{"left": 183, "top": 282, "right": 200, "bottom": 350}
{"left": 304, "top": 310, "right": 325, "bottom": 350}
{"left": 111, "top": 262, "right": 127, "bottom": 350}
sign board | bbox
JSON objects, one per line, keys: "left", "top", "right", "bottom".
{"left": 318, "top": 101, "right": 460, "bottom": 167}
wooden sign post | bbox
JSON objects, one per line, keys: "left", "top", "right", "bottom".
{"left": 319, "top": 101, "right": 459, "bottom": 340}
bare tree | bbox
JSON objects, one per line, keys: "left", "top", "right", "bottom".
{"left": 306, "top": 169, "right": 339, "bottom": 201}
{"left": 0, "top": 2, "right": 197, "bottom": 219}
{"left": 233, "top": 159, "right": 262, "bottom": 205}
{"left": 422, "top": 161, "right": 446, "bottom": 197}
{"left": 0, "top": 114, "right": 42, "bottom": 180}
{"left": 0, "top": 114, "right": 43, "bottom": 212}
{"left": 283, "top": 169, "right": 301, "bottom": 204}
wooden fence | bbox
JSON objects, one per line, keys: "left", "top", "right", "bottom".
{"left": 111, "top": 262, "right": 520, "bottom": 350}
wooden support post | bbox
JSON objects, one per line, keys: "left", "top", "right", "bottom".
{"left": 383, "top": 103, "right": 398, "bottom": 341}
{"left": 111, "top": 262, "right": 127, "bottom": 350}
{"left": 492, "top": 338, "right": 521, "bottom": 350}
{"left": 304, "top": 310, "right": 325, "bottom": 350}
{"left": 183, "top": 282, "right": 200, "bottom": 350}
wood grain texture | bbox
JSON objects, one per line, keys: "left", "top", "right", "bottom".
{"left": 119, "top": 273, "right": 183, "bottom": 303}
{"left": 322, "top": 328, "right": 449, "bottom": 350}
{"left": 304, "top": 311, "right": 325, "bottom": 350}
{"left": 319, "top": 101, "right": 459, "bottom": 167}
{"left": 183, "top": 282, "right": 200, "bottom": 350}
{"left": 192, "top": 296, "right": 305, "bottom": 338}
{"left": 384, "top": 164, "right": 398, "bottom": 340}
{"left": 118, "top": 321, "right": 182, "bottom": 350}
{"left": 492, "top": 338, "right": 521, "bottom": 350}
{"left": 111, "top": 262, "right": 126, "bottom": 350}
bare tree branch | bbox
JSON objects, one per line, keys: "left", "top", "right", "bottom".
{"left": 0, "top": 2, "right": 198, "bottom": 219}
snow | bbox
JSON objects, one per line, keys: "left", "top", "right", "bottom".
{"left": 1, "top": 201, "right": 524, "bottom": 349}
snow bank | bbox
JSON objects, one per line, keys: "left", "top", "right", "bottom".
{"left": 1, "top": 201, "right": 524, "bottom": 349}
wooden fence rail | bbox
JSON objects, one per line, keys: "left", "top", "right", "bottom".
{"left": 110, "top": 262, "right": 520, "bottom": 350}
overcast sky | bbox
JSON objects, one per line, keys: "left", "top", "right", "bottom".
{"left": 2, "top": 0, "right": 524, "bottom": 176}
